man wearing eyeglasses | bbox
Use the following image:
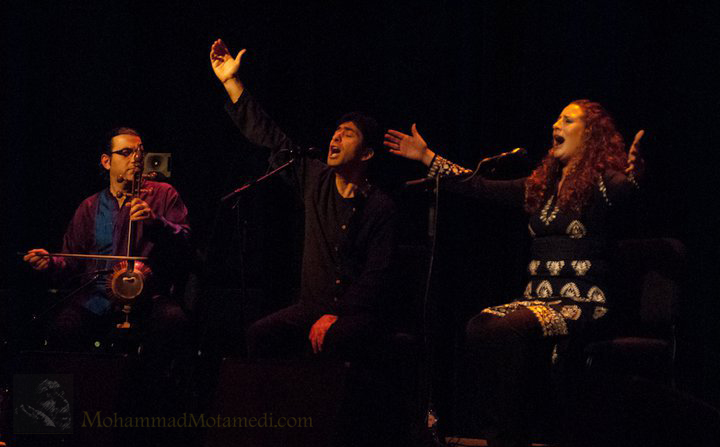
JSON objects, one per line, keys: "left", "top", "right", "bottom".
{"left": 23, "top": 127, "right": 191, "bottom": 355}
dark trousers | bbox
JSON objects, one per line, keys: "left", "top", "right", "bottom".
{"left": 49, "top": 295, "right": 188, "bottom": 354}
{"left": 49, "top": 296, "right": 192, "bottom": 446}
{"left": 246, "top": 302, "right": 383, "bottom": 361}
{"left": 465, "top": 307, "right": 557, "bottom": 447}
{"left": 246, "top": 302, "right": 409, "bottom": 446}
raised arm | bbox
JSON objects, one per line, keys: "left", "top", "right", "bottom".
{"left": 211, "top": 39, "right": 313, "bottom": 195}
{"left": 210, "top": 39, "right": 247, "bottom": 103}
{"left": 385, "top": 124, "right": 525, "bottom": 207}
{"left": 626, "top": 129, "right": 645, "bottom": 182}
{"left": 385, "top": 124, "right": 473, "bottom": 176}
{"left": 384, "top": 124, "right": 436, "bottom": 166}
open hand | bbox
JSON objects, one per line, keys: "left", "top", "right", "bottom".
{"left": 210, "top": 39, "right": 246, "bottom": 84}
{"left": 384, "top": 124, "right": 435, "bottom": 166}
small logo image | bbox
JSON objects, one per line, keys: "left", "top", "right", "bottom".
{"left": 13, "top": 374, "right": 73, "bottom": 434}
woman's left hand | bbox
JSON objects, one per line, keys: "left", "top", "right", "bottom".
{"left": 626, "top": 129, "right": 645, "bottom": 179}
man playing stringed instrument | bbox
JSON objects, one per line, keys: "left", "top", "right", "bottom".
{"left": 23, "top": 127, "right": 191, "bottom": 353}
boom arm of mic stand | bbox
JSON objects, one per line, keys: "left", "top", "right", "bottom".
{"left": 220, "top": 158, "right": 297, "bottom": 204}
{"left": 458, "top": 155, "right": 495, "bottom": 183}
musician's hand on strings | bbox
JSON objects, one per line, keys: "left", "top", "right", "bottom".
{"left": 129, "top": 198, "right": 155, "bottom": 222}
{"left": 309, "top": 314, "right": 338, "bottom": 354}
{"left": 23, "top": 248, "right": 51, "bottom": 271}
{"left": 384, "top": 124, "right": 436, "bottom": 166}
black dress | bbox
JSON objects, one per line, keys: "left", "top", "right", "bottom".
{"left": 429, "top": 154, "right": 640, "bottom": 446}
{"left": 429, "top": 154, "right": 640, "bottom": 338}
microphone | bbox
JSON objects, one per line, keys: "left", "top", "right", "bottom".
{"left": 404, "top": 147, "right": 528, "bottom": 188}
{"left": 288, "top": 146, "right": 323, "bottom": 158}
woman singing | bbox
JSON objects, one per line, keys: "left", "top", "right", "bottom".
{"left": 384, "top": 100, "right": 644, "bottom": 447}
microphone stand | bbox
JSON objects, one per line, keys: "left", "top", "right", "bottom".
{"left": 405, "top": 158, "right": 500, "bottom": 446}
{"left": 221, "top": 158, "right": 297, "bottom": 205}
{"left": 199, "top": 155, "right": 298, "bottom": 362}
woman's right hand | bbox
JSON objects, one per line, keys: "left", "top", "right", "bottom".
{"left": 384, "top": 123, "right": 436, "bottom": 166}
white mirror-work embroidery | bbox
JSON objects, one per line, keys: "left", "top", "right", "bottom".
{"left": 593, "top": 306, "right": 608, "bottom": 319}
{"left": 598, "top": 175, "right": 612, "bottom": 206}
{"left": 588, "top": 286, "right": 606, "bottom": 303}
{"left": 536, "top": 280, "right": 553, "bottom": 298}
{"left": 546, "top": 261, "right": 565, "bottom": 276}
{"left": 524, "top": 282, "right": 532, "bottom": 298}
{"left": 571, "top": 260, "right": 591, "bottom": 276}
{"left": 428, "top": 155, "right": 473, "bottom": 177}
{"left": 561, "top": 305, "right": 582, "bottom": 320}
{"left": 481, "top": 301, "right": 568, "bottom": 337}
{"left": 528, "top": 260, "right": 541, "bottom": 276}
{"left": 539, "top": 196, "right": 560, "bottom": 225}
{"left": 526, "top": 304, "right": 568, "bottom": 337}
{"left": 560, "top": 282, "right": 580, "bottom": 298}
{"left": 566, "top": 220, "right": 587, "bottom": 239}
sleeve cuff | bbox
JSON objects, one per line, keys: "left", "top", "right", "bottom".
{"left": 427, "top": 154, "right": 473, "bottom": 177}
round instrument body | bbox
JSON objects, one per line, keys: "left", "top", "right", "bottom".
{"left": 107, "top": 261, "right": 152, "bottom": 305}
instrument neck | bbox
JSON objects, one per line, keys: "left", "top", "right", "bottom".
{"left": 124, "top": 170, "right": 143, "bottom": 270}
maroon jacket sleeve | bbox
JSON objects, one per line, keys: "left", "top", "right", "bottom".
{"left": 51, "top": 195, "right": 97, "bottom": 279}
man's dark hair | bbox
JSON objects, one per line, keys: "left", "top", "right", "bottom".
{"left": 102, "top": 127, "right": 142, "bottom": 155}
{"left": 337, "top": 112, "right": 380, "bottom": 152}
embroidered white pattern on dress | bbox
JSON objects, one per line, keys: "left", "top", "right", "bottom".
{"left": 524, "top": 282, "right": 532, "bottom": 298}
{"left": 566, "top": 220, "right": 587, "bottom": 239}
{"left": 571, "top": 260, "right": 592, "bottom": 276}
{"left": 481, "top": 301, "right": 568, "bottom": 337}
{"left": 598, "top": 175, "right": 612, "bottom": 206}
{"left": 560, "top": 305, "right": 582, "bottom": 320}
{"left": 526, "top": 304, "right": 568, "bottom": 337}
{"left": 536, "top": 280, "right": 553, "bottom": 298}
{"left": 546, "top": 261, "right": 565, "bottom": 276}
{"left": 528, "top": 260, "right": 541, "bottom": 276}
{"left": 539, "top": 196, "right": 560, "bottom": 225}
{"left": 588, "top": 286, "right": 606, "bottom": 303}
{"left": 593, "top": 306, "right": 608, "bottom": 319}
{"left": 560, "top": 282, "right": 581, "bottom": 299}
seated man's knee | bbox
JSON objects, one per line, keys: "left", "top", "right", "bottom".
{"left": 246, "top": 316, "right": 274, "bottom": 345}
{"left": 245, "top": 315, "right": 289, "bottom": 357}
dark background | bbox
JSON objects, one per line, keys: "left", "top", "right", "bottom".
{"left": 2, "top": 0, "right": 719, "bottom": 436}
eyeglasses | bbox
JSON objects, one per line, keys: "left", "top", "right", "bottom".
{"left": 110, "top": 146, "right": 145, "bottom": 158}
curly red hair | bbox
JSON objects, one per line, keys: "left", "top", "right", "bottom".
{"left": 524, "top": 100, "right": 628, "bottom": 213}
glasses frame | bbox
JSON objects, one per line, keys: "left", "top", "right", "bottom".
{"left": 110, "top": 145, "right": 145, "bottom": 158}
